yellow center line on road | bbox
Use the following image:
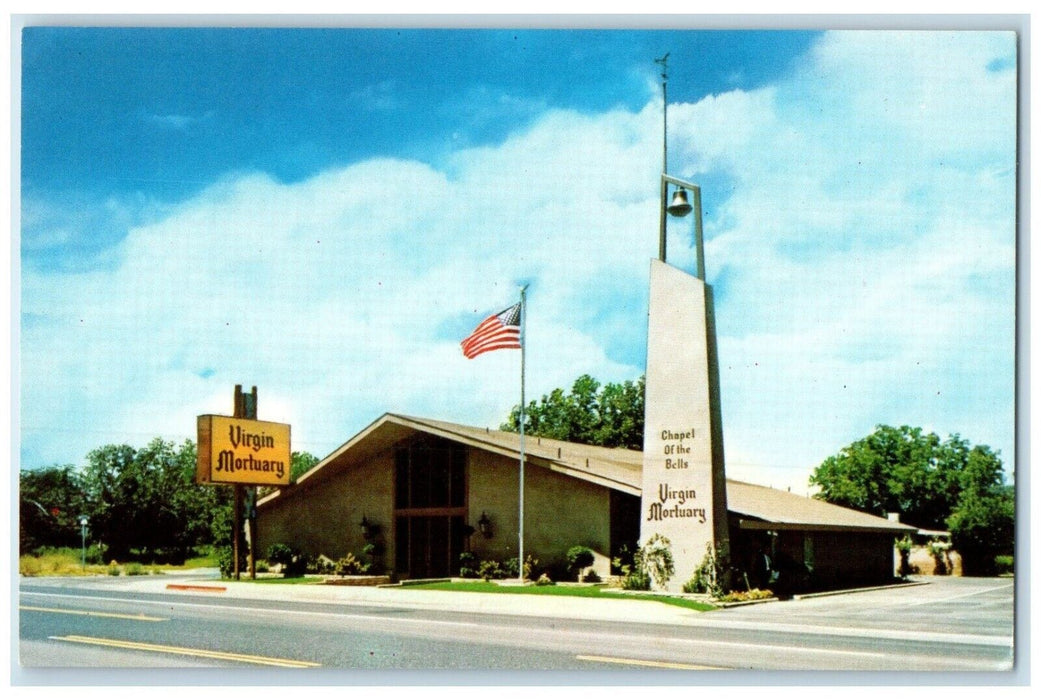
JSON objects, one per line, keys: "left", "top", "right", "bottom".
{"left": 21, "top": 605, "right": 168, "bottom": 622}
{"left": 50, "top": 635, "right": 321, "bottom": 668}
{"left": 577, "top": 654, "right": 725, "bottom": 670}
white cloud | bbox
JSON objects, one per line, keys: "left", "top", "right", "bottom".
{"left": 21, "top": 107, "right": 661, "bottom": 465}
{"left": 142, "top": 110, "right": 213, "bottom": 131}
{"left": 20, "top": 31, "right": 1017, "bottom": 492}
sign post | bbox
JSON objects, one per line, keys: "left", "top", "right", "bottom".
{"left": 236, "top": 386, "right": 253, "bottom": 581}
{"left": 197, "top": 385, "right": 291, "bottom": 580}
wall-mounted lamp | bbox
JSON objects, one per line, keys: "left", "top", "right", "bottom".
{"left": 360, "top": 515, "right": 378, "bottom": 540}
{"left": 477, "top": 511, "right": 492, "bottom": 539}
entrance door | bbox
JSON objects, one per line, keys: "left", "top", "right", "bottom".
{"left": 393, "top": 436, "right": 468, "bottom": 579}
{"left": 396, "top": 515, "right": 467, "bottom": 579}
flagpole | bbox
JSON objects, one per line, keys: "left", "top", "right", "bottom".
{"left": 518, "top": 284, "right": 528, "bottom": 582}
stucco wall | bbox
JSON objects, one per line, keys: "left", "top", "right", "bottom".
{"left": 902, "top": 545, "right": 963, "bottom": 576}
{"left": 257, "top": 451, "right": 395, "bottom": 566}
{"left": 258, "top": 443, "right": 615, "bottom": 579}
{"left": 467, "top": 451, "right": 614, "bottom": 577}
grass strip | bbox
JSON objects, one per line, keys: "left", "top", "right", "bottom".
{"left": 407, "top": 581, "right": 716, "bottom": 612}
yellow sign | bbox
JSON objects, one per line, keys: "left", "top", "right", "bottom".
{"left": 197, "top": 415, "right": 291, "bottom": 486}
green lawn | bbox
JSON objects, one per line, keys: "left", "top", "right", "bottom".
{"left": 407, "top": 581, "right": 716, "bottom": 612}
{"left": 231, "top": 575, "right": 326, "bottom": 585}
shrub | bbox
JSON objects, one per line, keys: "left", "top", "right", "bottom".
{"left": 19, "top": 556, "right": 43, "bottom": 576}
{"left": 566, "top": 546, "right": 595, "bottom": 580}
{"left": 312, "top": 554, "right": 336, "bottom": 575}
{"left": 217, "top": 545, "right": 248, "bottom": 579}
{"left": 535, "top": 573, "right": 554, "bottom": 586}
{"left": 613, "top": 543, "right": 650, "bottom": 590}
{"left": 265, "top": 543, "right": 306, "bottom": 578}
{"left": 334, "top": 553, "right": 370, "bottom": 576}
{"left": 501, "top": 554, "right": 539, "bottom": 580}
{"left": 636, "top": 534, "right": 675, "bottom": 590}
{"left": 361, "top": 542, "right": 383, "bottom": 573}
{"left": 266, "top": 543, "right": 294, "bottom": 566}
{"left": 718, "top": 588, "right": 773, "bottom": 603}
{"left": 124, "top": 562, "right": 146, "bottom": 576}
{"left": 107, "top": 562, "right": 121, "bottom": 576}
{"left": 611, "top": 544, "right": 634, "bottom": 576}
{"left": 928, "top": 538, "right": 952, "bottom": 576}
{"left": 684, "top": 544, "right": 723, "bottom": 596}
{"left": 622, "top": 568, "right": 650, "bottom": 591}
{"left": 995, "top": 555, "right": 1014, "bottom": 575}
{"left": 19, "top": 550, "right": 89, "bottom": 576}
{"left": 478, "top": 560, "right": 504, "bottom": 581}
{"left": 895, "top": 535, "right": 913, "bottom": 577}
{"left": 582, "top": 570, "right": 601, "bottom": 583}
{"left": 286, "top": 556, "right": 308, "bottom": 577}
{"left": 458, "top": 551, "right": 478, "bottom": 578}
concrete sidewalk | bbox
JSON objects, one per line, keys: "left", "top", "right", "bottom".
{"left": 98, "top": 571, "right": 710, "bottom": 626}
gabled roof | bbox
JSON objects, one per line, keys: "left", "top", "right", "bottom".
{"left": 261, "top": 413, "right": 913, "bottom": 534}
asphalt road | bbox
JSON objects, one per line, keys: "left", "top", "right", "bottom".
{"left": 15, "top": 574, "right": 1016, "bottom": 681}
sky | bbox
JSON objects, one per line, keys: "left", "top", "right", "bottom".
{"left": 16, "top": 24, "right": 1019, "bottom": 493}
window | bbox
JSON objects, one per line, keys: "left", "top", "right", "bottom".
{"left": 394, "top": 437, "right": 466, "bottom": 510}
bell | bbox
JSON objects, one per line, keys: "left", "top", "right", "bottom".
{"left": 666, "top": 187, "right": 693, "bottom": 218}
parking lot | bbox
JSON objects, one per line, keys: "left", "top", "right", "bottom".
{"left": 716, "top": 576, "right": 1015, "bottom": 640}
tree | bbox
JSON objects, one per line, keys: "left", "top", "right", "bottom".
{"left": 946, "top": 446, "right": 1015, "bottom": 575}
{"left": 19, "top": 465, "right": 89, "bottom": 553}
{"left": 811, "top": 425, "right": 1014, "bottom": 573}
{"left": 809, "top": 425, "right": 956, "bottom": 530}
{"left": 78, "top": 438, "right": 228, "bottom": 563}
{"left": 291, "top": 451, "right": 320, "bottom": 482}
{"left": 258, "top": 451, "right": 320, "bottom": 498}
{"left": 22, "top": 438, "right": 317, "bottom": 565}
{"left": 502, "top": 375, "right": 645, "bottom": 449}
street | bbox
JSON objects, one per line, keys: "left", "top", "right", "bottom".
{"left": 16, "top": 574, "right": 1015, "bottom": 679}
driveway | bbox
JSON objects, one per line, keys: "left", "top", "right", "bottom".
{"left": 716, "top": 576, "right": 1015, "bottom": 640}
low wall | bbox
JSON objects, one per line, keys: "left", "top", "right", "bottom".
{"left": 322, "top": 575, "right": 393, "bottom": 586}
{"left": 897, "top": 545, "right": 962, "bottom": 576}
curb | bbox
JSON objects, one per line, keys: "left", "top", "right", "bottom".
{"left": 715, "top": 597, "right": 779, "bottom": 608}
{"left": 791, "top": 580, "right": 928, "bottom": 601}
{"left": 378, "top": 577, "right": 452, "bottom": 588}
{"left": 165, "top": 583, "right": 227, "bottom": 593}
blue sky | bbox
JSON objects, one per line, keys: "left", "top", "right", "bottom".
{"left": 17, "top": 26, "right": 1018, "bottom": 492}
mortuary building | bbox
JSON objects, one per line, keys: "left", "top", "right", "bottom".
{"left": 257, "top": 412, "right": 913, "bottom": 592}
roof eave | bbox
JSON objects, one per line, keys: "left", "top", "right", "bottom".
{"left": 736, "top": 518, "right": 917, "bottom": 534}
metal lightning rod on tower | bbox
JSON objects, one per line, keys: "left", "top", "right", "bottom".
{"left": 655, "top": 53, "right": 704, "bottom": 277}
{"left": 655, "top": 52, "right": 670, "bottom": 178}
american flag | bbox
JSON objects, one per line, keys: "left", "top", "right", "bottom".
{"left": 461, "top": 303, "right": 522, "bottom": 359}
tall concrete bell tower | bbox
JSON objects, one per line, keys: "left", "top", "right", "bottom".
{"left": 640, "top": 258, "right": 729, "bottom": 591}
